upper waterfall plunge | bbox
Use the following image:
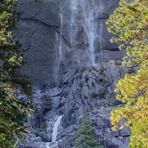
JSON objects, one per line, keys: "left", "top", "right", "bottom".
{"left": 80, "top": 0, "right": 98, "bottom": 66}
{"left": 58, "top": 0, "right": 104, "bottom": 67}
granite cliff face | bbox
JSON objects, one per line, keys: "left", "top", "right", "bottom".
{"left": 15, "top": 0, "right": 124, "bottom": 86}
{"left": 15, "top": 0, "right": 129, "bottom": 148}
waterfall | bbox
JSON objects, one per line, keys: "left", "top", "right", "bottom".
{"left": 70, "top": 0, "right": 78, "bottom": 45}
{"left": 45, "top": 143, "right": 50, "bottom": 148}
{"left": 80, "top": 0, "right": 97, "bottom": 66}
{"left": 56, "top": 9, "right": 63, "bottom": 67}
{"left": 98, "top": 0, "right": 104, "bottom": 63}
{"left": 69, "top": 0, "right": 105, "bottom": 66}
{"left": 59, "top": 12, "right": 63, "bottom": 65}
{"left": 56, "top": 10, "right": 63, "bottom": 82}
{"left": 99, "top": 0, "right": 104, "bottom": 51}
{"left": 58, "top": 0, "right": 105, "bottom": 66}
{"left": 51, "top": 115, "right": 63, "bottom": 143}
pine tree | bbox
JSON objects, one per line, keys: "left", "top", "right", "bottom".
{"left": 75, "top": 117, "right": 102, "bottom": 148}
{"left": 106, "top": 0, "right": 148, "bottom": 147}
{"left": 0, "top": 0, "right": 32, "bottom": 147}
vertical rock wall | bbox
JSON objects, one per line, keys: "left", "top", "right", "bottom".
{"left": 15, "top": 0, "right": 124, "bottom": 87}
{"left": 16, "top": 0, "right": 129, "bottom": 148}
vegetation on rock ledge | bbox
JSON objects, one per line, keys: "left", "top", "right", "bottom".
{"left": 75, "top": 117, "right": 102, "bottom": 148}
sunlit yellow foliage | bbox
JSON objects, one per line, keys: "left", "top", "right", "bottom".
{"left": 107, "top": 0, "right": 148, "bottom": 147}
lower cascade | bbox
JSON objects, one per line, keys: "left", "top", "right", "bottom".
{"left": 51, "top": 116, "right": 63, "bottom": 143}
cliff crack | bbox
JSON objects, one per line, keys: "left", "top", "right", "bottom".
{"left": 20, "top": 18, "right": 72, "bottom": 48}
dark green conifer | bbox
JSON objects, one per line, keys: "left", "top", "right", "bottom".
{"left": 75, "top": 117, "right": 102, "bottom": 148}
{"left": 0, "top": 0, "right": 32, "bottom": 147}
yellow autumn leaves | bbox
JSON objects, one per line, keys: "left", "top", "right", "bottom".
{"left": 107, "top": 0, "right": 148, "bottom": 147}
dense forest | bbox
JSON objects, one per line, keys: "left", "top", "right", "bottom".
{"left": 0, "top": 0, "right": 147, "bottom": 148}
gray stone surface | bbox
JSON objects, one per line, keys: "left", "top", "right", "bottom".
{"left": 19, "top": 63, "right": 129, "bottom": 148}
{"left": 15, "top": 0, "right": 121, "bottom": 86}
{"left": 16, "top": 1, "right": 130, "bottom": 148}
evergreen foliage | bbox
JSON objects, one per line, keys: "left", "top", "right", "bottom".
{"left": 0, "top": 0, "right": 32, "bottom": 147}
{"left": 75, "top": 117, "right": 102, "bottom": 148}
{"left": 106, "top": 0, "right": 148, "bottom": 147}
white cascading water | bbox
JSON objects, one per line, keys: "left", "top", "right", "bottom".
{"left": 69, "top": 0, "right": 104, "bottom": 66}
{"left": 59, "top": 11, "right": 63, "bottom": 65}
{"left": 98, "top": 0, "right": 104, "bottom": 63}
{"left": 52, "top": 0, "right": 104, "bottom": 145}
{"left": 80, "top": 0, "right": 97, "bottom": 66}
{"left": 55, "top": 10, "right": 63, "bottom": 79}
{"left": 70, "top": 0, "right": 78, "bottom": 45}
{"left": 58, "top": 0, "right": 104, "bottom": 66}
{"left": 45, "top": 142, "right": 50, "bottom": 148}
{"left": 51, "top": 115, "right": 63, "bottom": 143}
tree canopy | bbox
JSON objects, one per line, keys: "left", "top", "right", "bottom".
{"left": 106, "top": 0, "right": 148, "bottom": 147}
{"left": 0, "top": 0, "right": 32, "bottom": 147}
{"left": 75, "top": 117, "right": 102, "bottom": 148}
